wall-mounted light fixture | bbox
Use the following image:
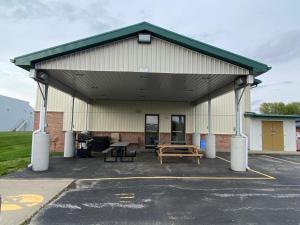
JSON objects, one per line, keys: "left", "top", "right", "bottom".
{"left": 138, "top": 33, "right": 151, "bottom": 44}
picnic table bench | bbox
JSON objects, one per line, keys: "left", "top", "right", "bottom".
{"left": 157, "top": 144, "right": 203, "bottom": 165}
{"left": 103, "top": 142, "right": 136, "bottom": 162}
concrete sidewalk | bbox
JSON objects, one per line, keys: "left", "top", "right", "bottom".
{"left": 0, "top": 179, "right": 73, "bottom": 225}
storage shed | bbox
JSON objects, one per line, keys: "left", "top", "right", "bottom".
{"left": 245, "top": 112, "right": 299, "bottom": 152}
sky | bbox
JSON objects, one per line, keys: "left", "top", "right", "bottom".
{"left": 0, "top": 0, "right": 299, "bottom": 111}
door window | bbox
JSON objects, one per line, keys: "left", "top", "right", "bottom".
{"left": 145, "top": 114, "right": 159, "bottom": 146}
{"left": 171, "top": 115, "right": 186, "bottom": 144}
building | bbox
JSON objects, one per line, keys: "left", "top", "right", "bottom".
{"left": 245, "top": 112, "right": 299, "bottom": 152}
{"left": 0, "top": 95, "right": 34, "bottom": 131}
{"left": 13, "top": 22, "right": 271, "bottom": 171}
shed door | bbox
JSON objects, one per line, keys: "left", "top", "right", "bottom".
{"left": 262, "top": 121, "right": 284, "bottom": 151}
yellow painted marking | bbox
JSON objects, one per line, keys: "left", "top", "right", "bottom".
{"left": 115, "top": 193, "right": 135, "bottom": 196}
{"left": 119, "top": 196, "right": 135, "bottom": 199}
{"left": 1, "top": 204, "right": 22, "bottom": 211}
{"left": 248, "top": 168, "right": 276, "bottom": 180}
{"left": 263, "top": 155, "right": 300, "bottom": 165}
{"left": 217, "top": 156, "right": 275, "bottom": 180}
{"left": 76, "top": 156, "right": 276, "bottom": 182}
{"left": 79, "top": 175, "right": 274, "bottom": 181}
{"left": 216, "top": 156, "right": 230, "bottom": 163}
{"left": 1, "top": 194, "right": 44, "bottom": 211}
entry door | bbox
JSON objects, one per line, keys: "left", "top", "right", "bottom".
{"left": 262, "top": 121, "right": 284, "bottom": 151}
{"left": 145, "top": 114, "right": 159, "bottom": 146}
{"left": 171, "top": 115, "right": 186, "bottom": 144}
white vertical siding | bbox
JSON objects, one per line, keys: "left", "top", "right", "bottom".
{"left": 249, "top": 118, "right": 262, "bottom": 151}
{"left": 283, "top": 120, "right": 297, "bottom": 151}
{"left": 36, "top": 36, "right": 249, "bottom": 75}
{"left": 249, "top": 118, "right": 297, "bottom": 151}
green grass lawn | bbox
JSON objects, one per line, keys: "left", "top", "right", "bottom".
{"left": 0, "top": 132, "right": 32, "bottom": 176}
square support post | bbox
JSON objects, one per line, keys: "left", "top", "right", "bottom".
{"left": 205, "top": 98, "right": 216, "bottom": 158}
{"left": 64, "top": 96, "right": 75, "bottom": 158}
{"left": 192, "top": 106, "right": 200, "bottom": 149}
{"left": 231, "top": 87, "right": 246, "bottom": 171}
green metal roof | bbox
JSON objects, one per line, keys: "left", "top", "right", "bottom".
{"left": 12, "top": 22, "right": 271, "bottom": 74}
{"left": 245, "top": 112, "right": 300, "bottom": 119}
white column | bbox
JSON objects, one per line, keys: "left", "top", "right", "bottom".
{"left": 64, "top": 96, "right": 75, "bottom": 158}
{"left": 85, "top": 102, "right": 89, "bottom": 131}
{"left": 231, "top": 87, "right": 246, "bottom": 171}
{"left": 192, "top": 106, "right": 200, "bottom": 148}
{"left": 205, "top": 98, "right": 216, "bottom": 158}
{"left": 32, "top": 81, "right": 50, "bottom": 171}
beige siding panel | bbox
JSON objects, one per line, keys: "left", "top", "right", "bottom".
{"left": 89, "top": 100, "right": 194, "bottom": 133}
{"left": 36, "top": 36, "right": 249, "bottom": 75}
{"left": 36, "top": 86, "right": 250, "bottom": 134}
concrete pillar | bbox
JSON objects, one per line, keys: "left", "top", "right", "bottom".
{"left": 230, "top": 136, "right": 246, "bottom": 171}
{"left": 64, "top": 96, "right": 75, "bottom": 158}
{"left": 205, "top": 98, "right": 216, "bottom": 158}
{"left": 64, "top": 131, "right": 75, "bottom": 157}
{"left": 32, "top": 132, "right": 50, "bottom": 171}
{"left": 193, "top": 132, "right": 200, "bottom": 149}
{"left": 31, "top": 81, "right": 50, "bottom": 171}
{"left": 231, "top": 87, "right": 247, "bottom": 171}
{"left": 205, "top": 134, "right": 216, "bottom": 158}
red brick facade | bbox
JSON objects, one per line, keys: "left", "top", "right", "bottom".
{"left": 216, "top": 134, "right": 232, "bottom": 151}
{"left": 35, "top": 111, "right": 232, "bottom": 152}
{"left": 34, "top": 111, "right": 64, "bottom": 151}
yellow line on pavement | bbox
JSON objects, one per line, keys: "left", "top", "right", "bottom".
{"left": 216, "top": 156, "right": 275, "bottom": 180}
{"left": 77, "top": 156, "right": 276, "bottom": 182}
{"left": 115, "top": 193, "right": 134, "bottom": 196}
{"left": 216, "top": 156, "right": 230, "bottom": 163}
{"left": 79, "top": 175, "right": 274, "bottom": 181}
{"left": 119, "top": 196, "right": 135, "bottom": 199}
{"left": 263, "top": 155, "right": 300, "bottom": 165}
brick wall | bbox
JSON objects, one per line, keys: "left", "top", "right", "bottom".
{"left": 34, "top": 111, "right": 64, "bottom": 151}
{"left": 216, "top": 134, "right": 232, "bottom": 151}
{"left": 159, "top": 133, "right": 170, "bottom": 144}
{"left": 92, "top": 131, "right": 144, "bottom": 148}
{"left": 35, "top": 111, "right": 232, "bottom": 152}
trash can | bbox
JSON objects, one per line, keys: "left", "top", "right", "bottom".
{"left": 200, "top": 139, "right": 206, "bottom": 150}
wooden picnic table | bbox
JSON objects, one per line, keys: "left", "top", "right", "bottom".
{"left": 157, "top": 144, "right": 203, "bottom": 165}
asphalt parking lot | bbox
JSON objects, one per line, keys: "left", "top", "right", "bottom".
{"left": 26, "top": 154, "right": 300, "bottom": 225}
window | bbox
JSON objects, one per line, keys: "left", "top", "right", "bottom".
{"left": 171, "top": 115, "right": 186, "bottom": 144}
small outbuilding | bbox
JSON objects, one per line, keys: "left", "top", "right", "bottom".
{"left": 245, "top": 112, "right": 300, "bottom": 152}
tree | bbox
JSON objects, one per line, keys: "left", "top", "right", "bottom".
{"left": 259, "top": 102, "right": 300, "bottom": 115}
